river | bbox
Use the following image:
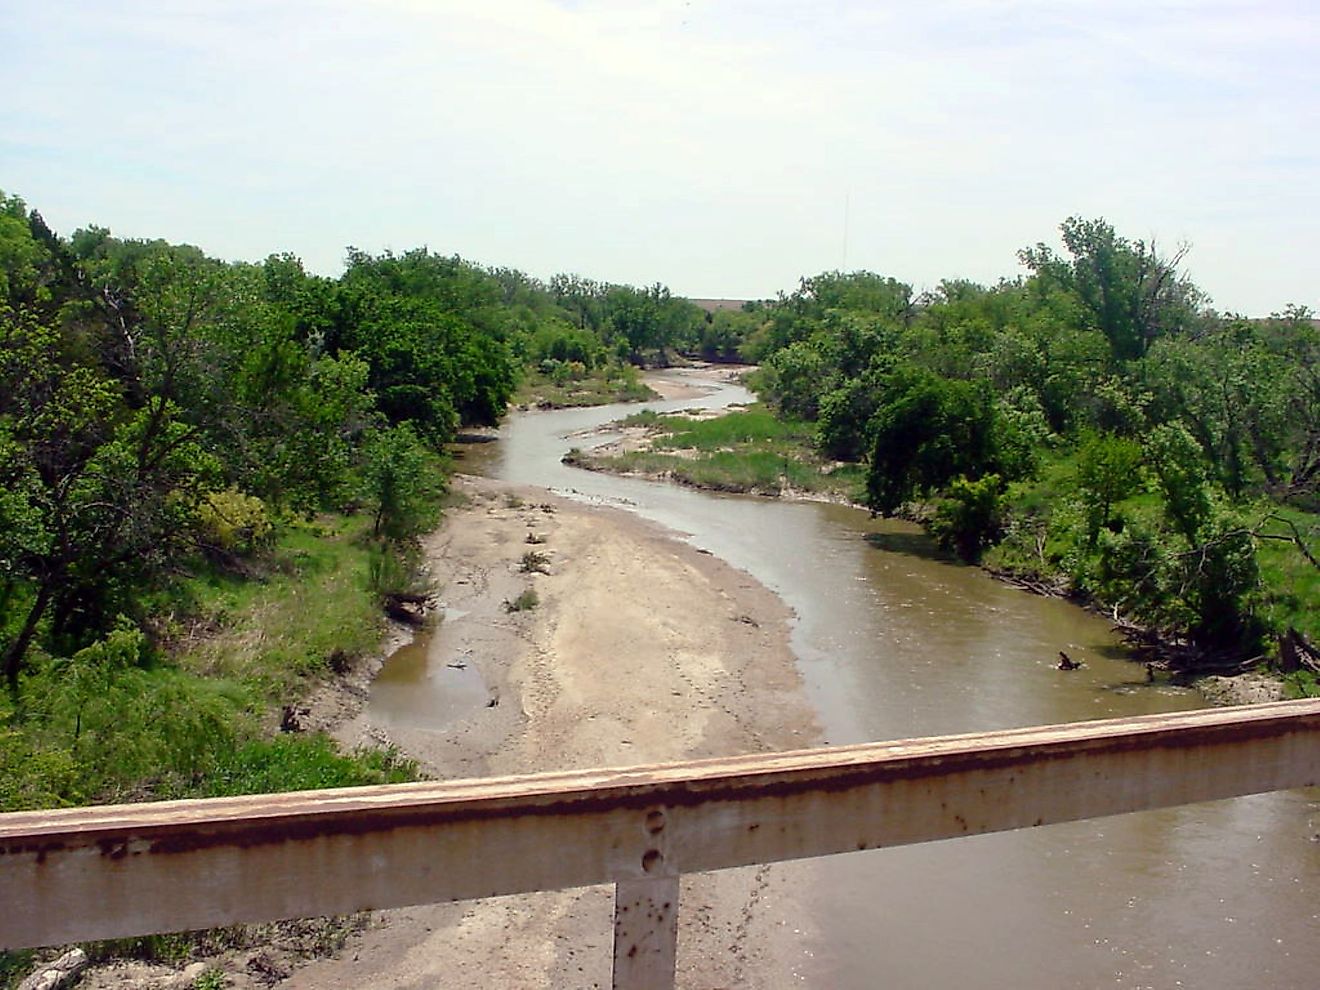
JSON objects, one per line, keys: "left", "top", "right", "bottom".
{"left": 407, "top": 369, "right": 1320, "bottom": 988}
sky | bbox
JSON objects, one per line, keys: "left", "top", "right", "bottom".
{"left": 3, "top": 0, "right": 1317, "bottom": 314}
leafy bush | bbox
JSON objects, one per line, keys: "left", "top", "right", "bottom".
{"left": 19, "top": 625, "right": 249, "bottom": 802}
{"left": 194, "top": 488, "right": 273, "bottom": 557}
{"left": 361, "top": 424, "right": 444, "bottom": 542}
{"left": 1075, "top": 430, "right": 1144, "bottom": 543}
{"left": 0, "top": 728, "right": 80, "bottom": 811}
{"left": 1283, "top": 670, "right": 1320, "bottom": 699}
{"left": 929, "top": 475, "right": 1005, "bottom": 561}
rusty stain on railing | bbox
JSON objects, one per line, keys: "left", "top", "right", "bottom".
{"left": 3, "top": 699, "right": 1319, "bottom": 989}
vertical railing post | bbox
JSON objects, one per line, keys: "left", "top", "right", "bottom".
{"left": 611, "top": 876, "right": 679, "bottom": 990}
{"left": 612, "top": 804, "right": 678, "bottom": 989}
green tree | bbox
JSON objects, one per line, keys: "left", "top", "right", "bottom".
{"left": 1019, "top": 217, "right": 1206, "bottom": 363}
{"left": 1145, "top": 423, "right": 1212, "bottom": 544}
{"left": 361, "top": 424, "right": 443, "bottom": 542}
{"left": 865, "top": 370, "right": 999, "bottom": 515}
{"left": 1143, "top": 325, "right": 1291, "bottom": 497}
{"left": 1075, "top": 431, "right": 1144, "bottom": 545}
{"left": 334, "top": 250, "right": 516, "bottom": 442}
{"left": 0, "top": 310, "right": 216, "bottom": 690}
{"left": 929, "top": 474, "right": 1006, "bottom": 561}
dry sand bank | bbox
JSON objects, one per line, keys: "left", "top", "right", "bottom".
{"left": 284, "top": 475, "right": 825, "bottom": 989}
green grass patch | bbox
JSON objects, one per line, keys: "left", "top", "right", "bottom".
{"left": 166, "top": 516, "right": 383, "bottom": 700}
{"left": 200, "top": 734, "right": 418, "bottom": 797}
{"left": 517, "top": 364, "right": 657, "bottom": 408}
{"left": 1282, "top": 669, "right": 1320, "bottom": 699}
{"left": 1254, "top": 505, "right": 1320, "bottom": 643}
{"left": 575, "top": 406, "right": 865, "bottom": 502}
{"left": 0, "top": 951, "right": 34, "bottom": 990}
{"left": 1, "top": 514, "right": 422, "bottom": 814}
{"left": 652, "top": 407, "right": 808, "bottom": 450}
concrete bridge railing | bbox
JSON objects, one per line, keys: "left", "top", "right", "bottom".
{"left": 3, "top": 698, "right": 1319, "bottom": 989}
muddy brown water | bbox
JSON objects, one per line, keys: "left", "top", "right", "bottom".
{"left": 380, "top": 370, "right": 1320, "bottom": 988}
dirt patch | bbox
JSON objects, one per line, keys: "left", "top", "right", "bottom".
{"left": 1194, "top": 672, "right": 1287, "bottom": 706}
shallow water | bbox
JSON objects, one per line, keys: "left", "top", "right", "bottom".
{"left": 368, "top": 608, "right": 488, "bottom": 732}
{"left": 393, "top": 371, "right": 1320, "bottom": 988}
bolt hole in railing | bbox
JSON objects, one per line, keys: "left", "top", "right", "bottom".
{"left": 2, "top": 700, "right": 1318, "bottom": 989}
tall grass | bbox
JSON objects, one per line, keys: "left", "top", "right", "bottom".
{"left": 169, "top": 517, "right": 383, "bottom": 698}
{"left": 1255, "top": 506, "right": 1320, "bottom": 643}
{"left": 1, "top": 515, "right": 417, "bottom": 814}
{"left": 656, "top": 407, "right": 807, "bottom": 449}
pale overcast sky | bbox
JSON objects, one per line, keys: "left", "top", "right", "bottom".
{"left": 4, "top": 0, "right": 1317, "bottom": 314}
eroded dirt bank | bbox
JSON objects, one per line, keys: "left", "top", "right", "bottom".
{"left": 286, "top": 475, "right": 825, "bottom": 989}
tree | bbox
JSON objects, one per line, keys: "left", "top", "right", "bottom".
{"left": 1143, "top": 324, "right": 1292, "bottom": 497}
{"left": 1257, "top": 305, "right": 1320, "bottom": 502}
{"left": 1019, "top": 217, "right": 1206, "bottom": 363}
{"left": 1, "top": 310, "right": 216, "bottom": 690}
{"left": 762, "top": 340, "right": 831, "bottom": 420}
{"left": 1144, "top": 423, "right": 1212, "bottom": 544}
{"left": 1075, "top": 431, "right": 1144, "bottom": 545}
{"left": 603, "top": 284, "right": 661, "bottom": 364}
{"left": 361, "top": 424, "right": 443, "bottom": 542}
{"left": 332, "top": 252, "right": 517, "bottom": 443}
{"left": 815, "top": 365, "right": 888, "bottom": 461}
{"left": 865, "top": 370, "right": 999, "bottom": 515}
{"left": 929, "top": 474, "right": 1005, "bottom": 561}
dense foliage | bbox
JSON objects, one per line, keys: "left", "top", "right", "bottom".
{"left": 4, "top": 190, "right": 1317, "bottom": 816}
{"left": 743, "top": 220, "right": 1318, "bottom": 662}
{"left": 0, "top": 189, "right": 739, "bottom": 811}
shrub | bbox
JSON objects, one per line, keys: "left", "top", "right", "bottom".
{"left": 503, "top": 588, "right": 539, "bottom": 612}
{"left": 194, "top": 489, "right": 273, "bottom": 557}
{"left": 519, "top": 550, "right": 550, "bottom": 574}
{"left": 0, "top": 729, "right": 80, "bottom": 811}
{"left": 18, "top": 623, "right": 251, "bottom": 802}
{"left": 361, "top": 424, "right": 444, "bottom": 542}
{"left": 929, "top": 474, "right": 1005, "bottom": 561}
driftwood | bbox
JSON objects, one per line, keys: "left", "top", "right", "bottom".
{"left": 1110, "top": 620, "right": 1263, "bottom": 676}
{"left": 280, "top": 705, "right": 310, "bottom": 733}
{"left": 1280, "top": 627, "right": 1320, "bottom": 675}
{"left": 17, "top": 949, "right": 87, "bottom": 990}
{"left": 988, "top": 569, "right": 1069, "bottom": 599}
{"left": 383, "top": 591, "right": 435, "bottom": 626}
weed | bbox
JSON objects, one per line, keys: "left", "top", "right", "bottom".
{"left": 0, "top": 950, "right": 34, "bottom": 990}
{"left": 503, "top": 588, "right": 540, "bottom": 612}
{"left": 199, "top": 736, "right": 418, "bottom": 798}
{"left": 171, "top": 517, "right": 382, "bottom": 699}
{"left": 519, "top": 550, "right": 551, "bottom": 574}
{"left": 82, "top": 932, "right": 195, "bottom": 967}
{"left": 1283, "top": 670, "right": 1320, "bottom": 699}
{"left": 516, "top": 364, "right": 658, "bottom": 408}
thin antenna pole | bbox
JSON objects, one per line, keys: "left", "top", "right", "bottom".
{"left": 842, "top": 190, "right": 851, "bottom": 270}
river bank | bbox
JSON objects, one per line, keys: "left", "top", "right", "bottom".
{"left": 283, "top": 474, "right": 824, "bottom": 989}
{"left": 59, "top": 362, "right": 1315, "bottom": 989}
{"left": 560, "top": 397, "right": 1293, "bottom": 708}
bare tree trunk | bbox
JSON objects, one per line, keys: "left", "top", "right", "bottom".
{"left": 3, "top": 582, "right": 52, "bottom": 697}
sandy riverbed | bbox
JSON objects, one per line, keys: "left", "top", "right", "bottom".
{"left": 71, "top": 365, "right": 826, "bottom": 989}
{"left": 282, "top": 474, "right": 825, "bottom": 989}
